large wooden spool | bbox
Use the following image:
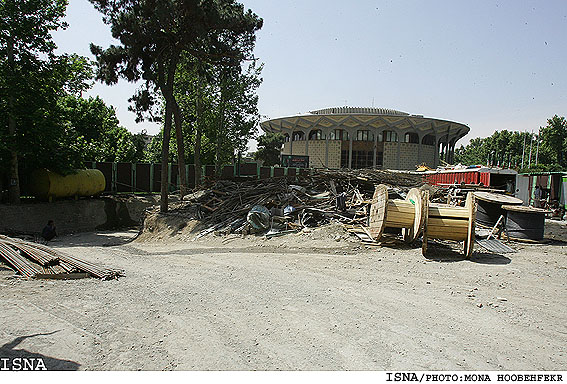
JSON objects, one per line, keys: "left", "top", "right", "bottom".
{"left": 368, "top": 185, "right": 428, "bottom": 243}
{"left": 422, "top": 192, "right": 476, "bottom": 258}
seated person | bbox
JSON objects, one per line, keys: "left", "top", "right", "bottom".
{"left": 41, "top": 220, "right": 57, "bottom": 242}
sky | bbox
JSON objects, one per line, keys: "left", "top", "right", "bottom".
{"left": 52, "top": 0, "right": 567, "bottom": 148}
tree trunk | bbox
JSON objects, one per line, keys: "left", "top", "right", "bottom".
{"left": 194, "top": 76, "right": 202, "bottom": 187}
{"left": 7, "top": 36, "right": 20, "bottom": 204}
{"left": 172, "top": 97, "right": 188, "bottom": 197}
{"left": 159, "top": 58, "right": 177, "bottom": 213}
{"left": 160, "top": 96, "right": 173, "bottom": 213}
{"left": 215, "top": 95, "right": 225, "bottom": 176}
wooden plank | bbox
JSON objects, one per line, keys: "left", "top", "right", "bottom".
{"left": 428, "top": 205, "right": 468, "bottom": 219}
{"left": 368, "top": 185, "right": 388, "bottom": 241}
{"left": 427, "top": 217, "right": 468, "bottom": 228}
{"left": 385, "top": 209, "right": 415, "bottom": 217}
{"left": 465, "top": 192, "right": 476, "bottom": 258}
{"left": 387, "top": 201, "right": 415, "bottom": 212}
{"left": 34, "top": 273, "right": 90, "bottom": 280}
{"left": 386, "top": 218, "right": 414, "bottom": 228}
{"left": 473, "top": 191, "right": 523, "bottom": 205}
{"left": 427, "top": 230, "right": 467, "bottom": 241}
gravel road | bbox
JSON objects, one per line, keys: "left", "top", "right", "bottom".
{"left": 0, "top": 222, "right": 566, "bottom": 370}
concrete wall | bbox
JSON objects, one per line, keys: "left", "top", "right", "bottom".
{"left": 421, "top": 145, "right": 436, "bottom": 168}
{"left": 0, "top": 196, "right": 159, "bottom": 236}
{"left": 398, "top": 143, "right": 420, "bottom": 170}
{"left": 383, "top": 142, "right": 399, "bottom": 169}
{"left": 282, "top": 140, "right": 341, "bottom": 169}
{"left": 382, "top": 142, "right": 436, "bottom": 170}
{"left": 283, "top": 140, "right": 436, "bottom": 170}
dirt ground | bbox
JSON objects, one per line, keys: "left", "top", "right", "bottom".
{"left": 0, "top": 220, "right": 566, "bottom": 371}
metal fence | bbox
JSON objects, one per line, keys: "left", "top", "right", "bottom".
{"left": 87, "top": 162, "right": 311, "bottom": 194}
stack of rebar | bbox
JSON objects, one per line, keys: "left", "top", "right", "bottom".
{"left": 57, "top": 254, "right": 123, "bottom": 280}
{"left": 0, "top": 235, "right": 124, "bottom": 280}
{"left": 0, "top": 242, "right": 42, "bottom": 278}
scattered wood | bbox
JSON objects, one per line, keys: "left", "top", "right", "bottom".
{"left": 160, "top": 168, "right": 423, "bottom": 241}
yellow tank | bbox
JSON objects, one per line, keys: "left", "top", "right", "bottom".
{"left": 30, "top": 169, "right": 106, "bottom": 200}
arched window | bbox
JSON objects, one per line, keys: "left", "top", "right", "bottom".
{"left": 308, "top": 129, "right": 323, "bottom": 140}
{"left": 356, "top": 130, "right": 373, "bottom": 141}
{"left": 330, "top": 129, "right": 348, "bottom": 141}
{"left": 404, "top": 132, "right": 419, "bottom": 143}
{"left": 292, "top": 131, "right": 305, "bottom": 141}
{"left": 283, "top": 133, "right": 290, "bottom": 142}
{"left": 382, "top": 130, "right": 398, "bottom": 142}
{"left": 421, "top": 134, "right": 436, "bottom": 146}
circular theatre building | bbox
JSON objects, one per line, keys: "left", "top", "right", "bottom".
{"left": 260, "top": 107, "right": 470, "bottom": 170}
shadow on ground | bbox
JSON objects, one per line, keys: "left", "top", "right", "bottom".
{"left": 0, "top": 331, "right": 80, "bottom": 371}
{"left": 423, "top": 241, "right": 511, "bottom": 265}
{"left": 51, "top": 230, "right": 139, "bottom": 248}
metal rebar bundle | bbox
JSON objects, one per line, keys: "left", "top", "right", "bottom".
{"left": 0, "top": 237, "right": 58, "bottom": 266}
{"left": 0, "top": 243, "right": 42, "bottom": 278}
{"left": 0, "top": 235, "right": 124, "bottom": 280}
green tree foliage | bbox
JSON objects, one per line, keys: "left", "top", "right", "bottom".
{"left": 454, "top": 117, "right": 567, "bottom": 172}
{"left": 0, "top": 0, "right": 152, "bottom": 201}
{"left": 1, "top": 0, "right": 73, "bottom": 203}
{"left": 254, "top": 132, "right": 284, "bottom": 166}
{"left": 144, "top": 59, "right": 263, "bottom": 173}
{"left": 89, "top": 0, "right": 262, "bottom": 211}
{"left": 59, "top": 95, "right": 145, "bottom": 163}
{"left": 539, "top": 115, "right": 567, "bottom": 169}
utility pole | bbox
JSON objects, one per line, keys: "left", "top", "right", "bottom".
{"left": 535, "top": 127, "right": 540, "bottom": 165}
{"left": 7, "top": 35, "right": 20, "bottom": 204}
{"left": 521, "top": 132, "right": 526, "bottom": 169}
{"left": 528, "top": 131, "right": 533, "bottom": 168}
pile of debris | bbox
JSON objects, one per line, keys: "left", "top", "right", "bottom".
{"left": 0, "top": 235, "right": 124, "bottom": 280}
{"left": 154, "top": 168, "right": 426, "bottom": 240}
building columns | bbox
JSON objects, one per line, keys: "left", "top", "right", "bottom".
{"left": 396, "top": 140, "right": 401, "bottom": 169}
{"left": 290, "top": 135, "right": 293, "bottom": 155}
{"left": 348, "top": 133, "right": 353, "bottom": 169}
{"left": 417, "top": 133, "right": 423, "bottom": 164}
{"left": 373, "top": 130, "right": 378, "bottom": 168}
{"left": 433, "top": 139, "right": 440, "bottom": 167}
{"left": 324, "top": 134, "right": 329, "bottom": 168}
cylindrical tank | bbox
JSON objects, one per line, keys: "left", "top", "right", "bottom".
{"left": 29, "top": 169, "right": 106, "bottom": 200}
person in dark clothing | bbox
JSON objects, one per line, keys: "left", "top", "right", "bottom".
{"left": 41, "top": 220, "right": 57, "bottom": 242}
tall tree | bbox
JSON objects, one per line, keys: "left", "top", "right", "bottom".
{"left": 89, "top": 0, "right": 262, "bottom": 212}
{"left": 0, "top": 0, "right": 70, "bottom": 203}
{"left": 254, "top": 132, "right": 284, "bottom": 166}
{"left": 539, "top": 115, "right": 567, "bottom": 169}
{"left": 454, "top": 121, "right": 566, "bottom": 172}
{"left": 59, "top": 95, "right": 145, "bottom": 163}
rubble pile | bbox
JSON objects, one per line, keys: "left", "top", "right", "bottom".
{"left": 154, "top": 168, "right": 426, "bottom": 240}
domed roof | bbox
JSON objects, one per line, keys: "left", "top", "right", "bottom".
{"left": 260, "top": 107, "right": 470, "bottom": 141}
{"left": 309, "top": 107, "right": 409, "bottom": 116}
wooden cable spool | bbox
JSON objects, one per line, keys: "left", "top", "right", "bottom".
{"left": 422, "top": 192, "right": 476, "bottom": 258}
{"left": 368, "top": 185, "right": 428, "bottom": 243}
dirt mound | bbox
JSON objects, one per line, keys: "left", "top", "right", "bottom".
{"left": 136, "top": 209, "right": 201, "bottom": 242}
